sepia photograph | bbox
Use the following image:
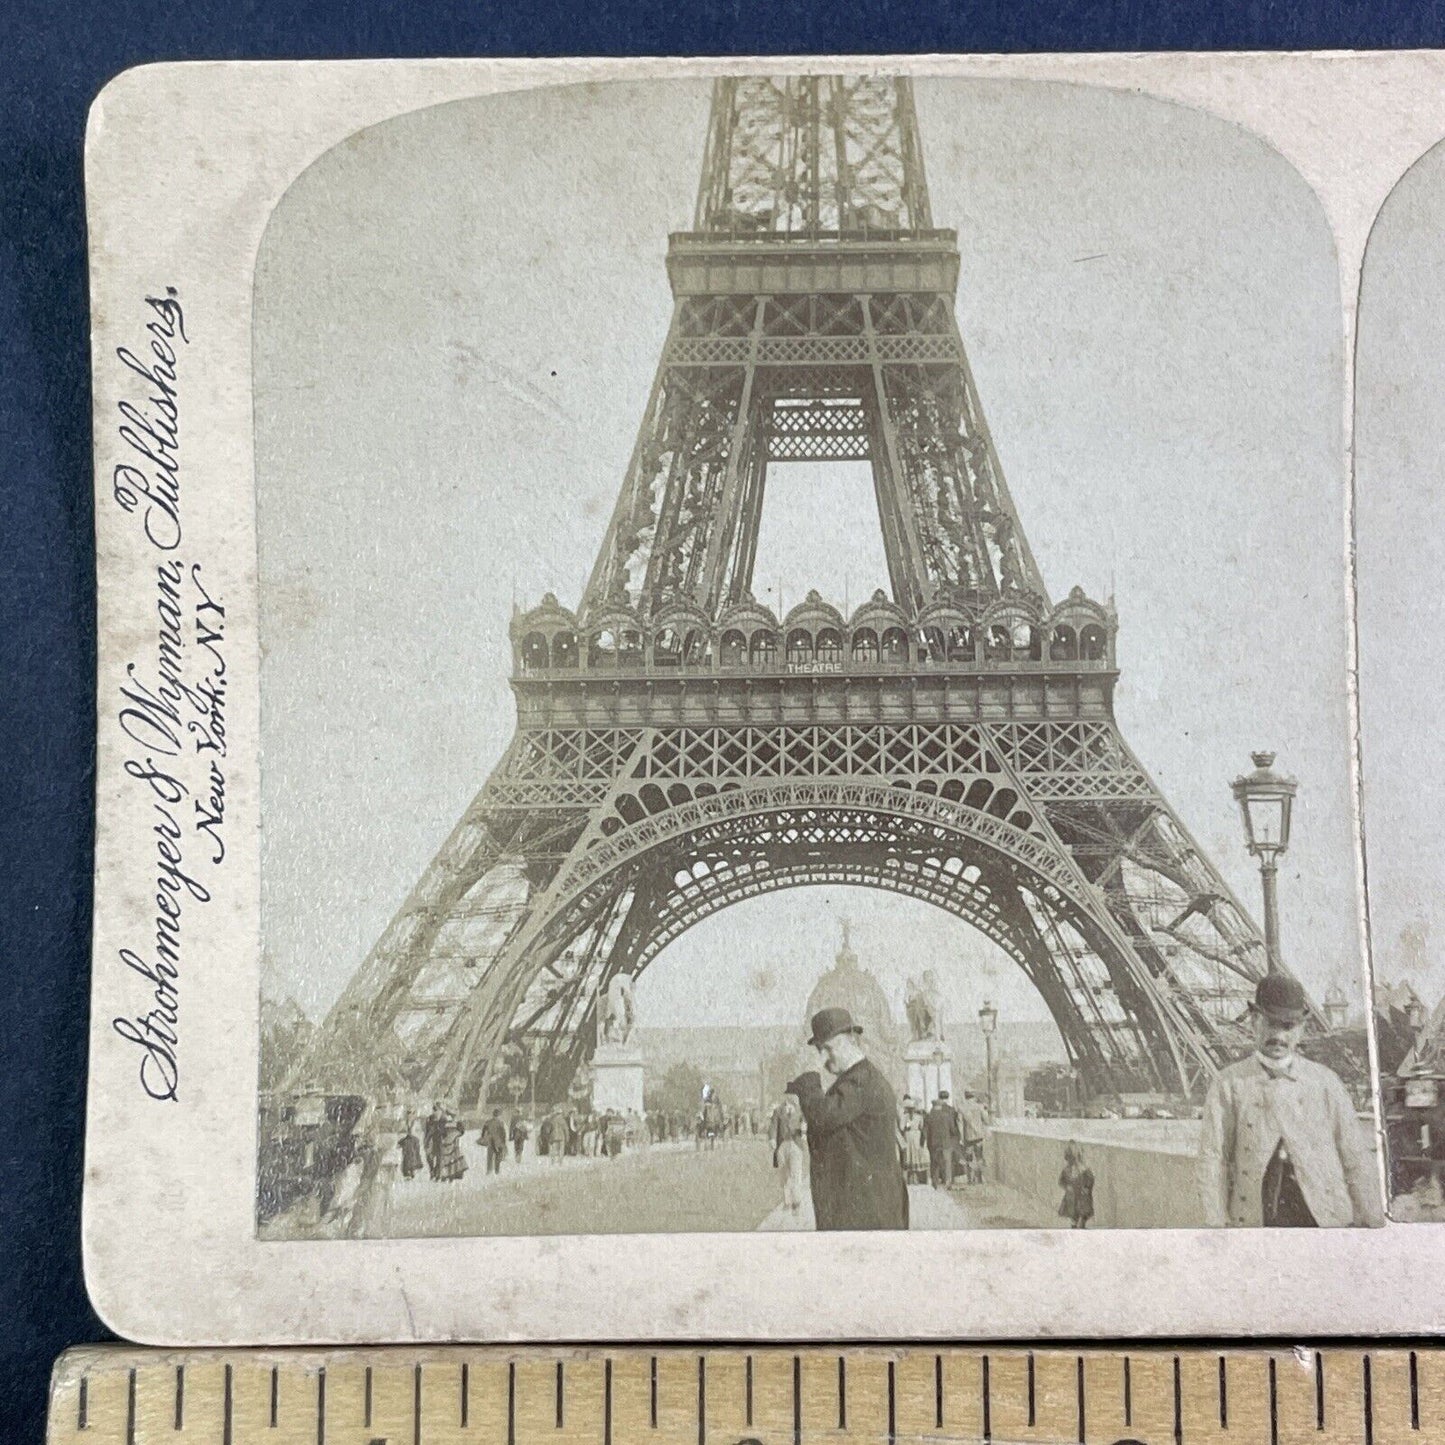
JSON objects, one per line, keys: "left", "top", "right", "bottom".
{"left": 1357, "top": 130, "right": 1445, "bottom": 1223}
{"left": 249, "top": 73, "right": 1381, "bottom": 1241}
{"left": 91, "top": 54, "right": 1445, "bottom": 1346}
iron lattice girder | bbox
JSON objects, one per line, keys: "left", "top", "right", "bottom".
{"left": 291, "top": 75, "right": 1282, "bottom": 1116}
{"left": 584, "top": 75, "right": 1040, "bottom": 619}
{"left": 586, "top": 283, "right": 1045, "bottom": 615}
{"left": 300, "top": 684, "right": 1265, "bottom": 1106}
{"left": 695, "top": 76, "right": 933, "bottom": 236}
{"left": 495, "top": 719, "right": 1152, "bottom": 804}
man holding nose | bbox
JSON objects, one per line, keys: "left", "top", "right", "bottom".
{"left": 1198, "top": 974, "right": 1382, "bottom": 1228}
{"left": 787, "top": 1007, "right": 909, "bottom": 1231}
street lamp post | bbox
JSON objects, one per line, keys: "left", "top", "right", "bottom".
{"left": 1323, "top": 984, "right": 1349, "bottom": 1032}
{"left": 527, "top": 1039, "right": 540, "bottom": 1129}
{"left": 1230, "top": 750, "right": 1297, "bottom": 974}
{"left": 1408, "top": 996, "right": 1428, "bottom": 1038}
{"left": 977, "top": 999, "right": 998, "bottom": 1117}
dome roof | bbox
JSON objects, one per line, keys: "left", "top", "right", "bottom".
{"left": 803, "top": 922, "right": 905, "bottom": 1093}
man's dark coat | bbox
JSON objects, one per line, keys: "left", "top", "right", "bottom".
{"left": 922, "top": 1100, "right": 962, "bottom": 1158}
{"left": 789, "top": 1057, "right": 909, "bottom": 1230}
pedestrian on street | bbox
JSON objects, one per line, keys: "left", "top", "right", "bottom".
{"left": 546, "top": 1110, "right": 567, "bottom": 1165}
{"left": 435, "top": 1108, "right": 468, "bottom": 1183}
{"left": 898, "top": 1096, "right": 928, "bottom": 1184}
{"left": 509, "top": 1113, "right": 530, "bottom": 1163}
{"left": 480, "top": 1108, "right": 508, "bottom": 1175}
{"left": 787, "top": 1006, "right": 909, "bottom": 1231}
{"left": 923, "top": 1091, "right": 962, "bottom": 1189}
{"left": 771, "top": 1090, "right": 808, "bottom": 1214}
{"left": 603, "top": 1110, "right": 624, "bottom": 1157}
{"left": 958, "top": 1090, "right": 988, "bottom": 1183}
{"left": 1198, "top": 974, "right": 1383, "bottom": 1227}
{"left": 1058, "top": 1141, "right": 1095, "bottom": 1228}
{"left": 422, "top": 1102, "right": 446, "bottom": 1182}
{"left": 398, "top": 1116, "right": 424, "bottom": 1180}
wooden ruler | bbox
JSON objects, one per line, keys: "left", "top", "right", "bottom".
{"left": 46, "top": 1346, "right": 1444, "bottom": 1445}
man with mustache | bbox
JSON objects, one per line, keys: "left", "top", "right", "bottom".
{"left": 1198, "top": 974, "right": 1382, "bottom": 1227}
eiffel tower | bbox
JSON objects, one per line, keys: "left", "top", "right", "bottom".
{"left": 300, "top": 75, "right": 1298, "bottom": 1109}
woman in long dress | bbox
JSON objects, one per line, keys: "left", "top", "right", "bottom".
{"left": 899, "top": 1096, "right": 928, "bottom": 1185}
{"left": 772, "top": 1093, "right": 808, "bottom": 1214}
{"left": 436, "top": 1109, "right": 468, "bottom": 1182}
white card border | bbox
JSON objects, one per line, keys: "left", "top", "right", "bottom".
{"left": 84, "top": 51, "right": 1445, "bottom": 1345}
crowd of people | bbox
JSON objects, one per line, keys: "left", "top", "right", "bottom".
{"left": 774, "top": 974, "right": 1383, "bottom": 1233}
{"left": 269, "top": 972, "right": 1381, "bottom": 1239}
{"left": 897, "top": 1089, "right": 989, "bottom": 1189}
{"left": 766, "top": 1027, "right": 1001, "bottom": 1225}
{"left": 388, "top": 1091, "right": 764, "bottom": 1189}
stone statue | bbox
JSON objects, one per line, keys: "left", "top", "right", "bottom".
{"left": 601, "top": 973, "right": 636, "bottom": 1045}
{"left": 905, "top": 970, "right": 945, "bottom": 1042}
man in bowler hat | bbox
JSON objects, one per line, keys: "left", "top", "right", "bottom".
{"left": 787, "top": 1006, "right": 909, "bottom": 1230}
{"left": 1198, "top": 973, "right": 1382, "bottom": 1227}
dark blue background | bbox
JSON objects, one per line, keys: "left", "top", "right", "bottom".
{"left": 4, "top": 1, "right": 1443, "bottom": 1439}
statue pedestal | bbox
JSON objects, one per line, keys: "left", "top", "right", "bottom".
{"left": 906, "top": 1040, "right": 954, "bottom": 1108}
{"left": 591, "top": 1043, "right": 645, "bottom": 1115}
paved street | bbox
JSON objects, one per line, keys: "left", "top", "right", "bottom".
{"left": 384, "top": 1137, "right": 785, "bottom": 1237}
{"left": 760, "top": 1179, "right": 1058, "bottom": 1231}
{"left": 371, "top": 1134, "right": 1060, "bottom": 1238}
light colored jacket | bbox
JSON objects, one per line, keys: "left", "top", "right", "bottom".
{"left": 1197, "top": 1054, "right": 1382, "bottom": 1228}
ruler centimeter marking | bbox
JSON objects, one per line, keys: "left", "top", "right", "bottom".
{"left": 47, "top": 1345, "right": 1445, "bottom": 1445}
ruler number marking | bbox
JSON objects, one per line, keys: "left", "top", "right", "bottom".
{"left": 461, "top": 1361, "right": 470, "bottom": 1429}
{"left": 1218, "top": 1355, "right": 1228, "bottom": 1431}
{"left": 126, "top": 1368, "right": 136, "bottom": 1445}
{"left": 77, "top": 1375, "right": 88, "bottom": 1432}
{"left": 174, "top": 1364, "right": 184, "bottom": 1431}
{"left": 1315, "top": 1351, "right": 1325, "bottom": 1430}
{"left": 1122, "top": 1357, "right": 1131, "bottom": 1429}
{"left": 223, "top": 1363, "right": 233, "bottom": 1445}
{"left": 365, "top": 1365, "right": 373, "bottom": 1428}
{"left": 1027, "top": 1353, "right": 1036, "bottom": 1427}
{"left": 1268, "top": 1357, "right": 1279, "bottom": 1445}
{"left": 317, "top": 1366, "right": 326, "bottom": 1445}
{"left": 1411, "top": 1350, "right": 1421, "bottom": 1431}
{"left": 838, "top": 1356, "right": 847, "bottom": 1432}
{"left": 508, "top": 1361, "right": 516, "bottom": 1445}
{"left": 698, "top": 1354, "right": 706, "bottom": 1445}
{"left": 745, "top": 1355, "right": 753, "bottom": 1428}
{"left": 934, "top": 1353, "right": 943, "bottom": 1430}
{"left": 651, "top": 1356, "right": 659, "bottom": 1430}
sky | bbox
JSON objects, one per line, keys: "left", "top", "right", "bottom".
{"left": 1356, "top": 137, "right": 1445, "bottom": 1005}
{"left": 254, "top": 75, "right": 1360, "bottom": 1035}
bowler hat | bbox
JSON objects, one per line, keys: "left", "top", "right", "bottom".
{"left": 1253, "top": 972, "right": 1308, "bottom": 1025}
{"left": 808, "top": 1006, "right": 863, "bottom": 1048}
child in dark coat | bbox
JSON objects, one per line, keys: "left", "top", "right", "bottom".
{"left": 1059, "top": 1141, "right": 1095, "bottom": 1228}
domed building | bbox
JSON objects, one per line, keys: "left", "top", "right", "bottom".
{"left": 803, "top": 921, "right": 906, "bottom": 1095}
